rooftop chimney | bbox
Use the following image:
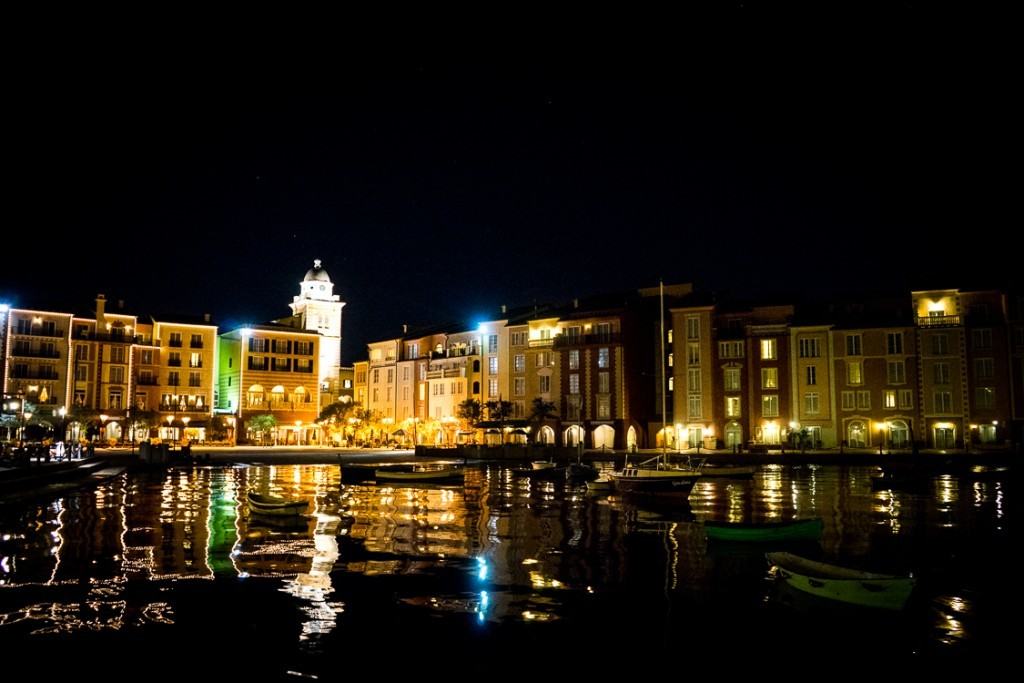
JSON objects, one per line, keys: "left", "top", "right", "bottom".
{"left": 573, "top": 298, "right": 579, "bottom": 309}
{"left": 501, "top": 304, "right": 507, "bottom": 314}
{"left": 117, "top": 299, "right": 125, "bottom": 310}
{"left": 402, "top": 323, "right": 408, "bottom": 334}
{"left": 95, "top": 294, "right": 107, "bottom": 326}
{"left": 203, "top": 313, "right": 211, "bottom": 323}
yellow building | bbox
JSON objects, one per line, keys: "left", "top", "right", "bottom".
{"left": 218, "top": 323, "right": 321, "bottom": 445}
{"left": 3, "top": 306, "right": 74, "bottom": 432}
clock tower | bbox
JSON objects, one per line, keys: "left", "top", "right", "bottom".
{"left": 289, "top": 259, "right": 346, "bottom": 399}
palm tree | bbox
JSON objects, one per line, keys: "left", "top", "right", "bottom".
{"left": 527, "top": 397, "right": 558, "bottom": 444}
{"left": 484, "top": 399, "right": 513, "bottom": 444}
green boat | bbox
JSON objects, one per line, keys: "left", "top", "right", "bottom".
{"left": 766, "top": 551, "right": 915, "bottom": 610}
{"left": 703, "top": 517, "right": 823, "bottom": 542}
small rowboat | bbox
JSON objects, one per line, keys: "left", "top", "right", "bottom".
{"left": 247, "top": 491, "right": 308, "bottom": 516}
{"left": 374, "top": 466, "right": 465, "bottom": 483}
{"left": 704, "top": 518, "right": 823, "bottom": 542}
{"left": 766, "top": 552, "right": 915, "bottom": 610}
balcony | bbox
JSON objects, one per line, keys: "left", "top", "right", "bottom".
{"left": 15, "top": 327, "right": 64, "bottom": 338}
{"left": 553, "top": 332, "right": 622, "bottom": 348}
{"left": 136, "top": 377, "right": 159, "bottom": 386}
{"left": 71, "top": 330, "right": 142, "bottom": 343}
{"left": 528, "top": 337, "right": 554, "bottom": 348}
{"left": 159, "top": 404, "right": 209, "bottom": 413}
{"left": 11, "top": 348, "right": 61, "bottom": 359}
{"left": 9, "top": 370, "right": 61, "bottom": 380}
{"left": 189, "top": 361, "right": 204, "bottom": 368}
{"left": 917, "top": 315, "right": 961, "bottom": 327}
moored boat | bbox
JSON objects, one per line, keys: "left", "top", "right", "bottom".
{"left": 374, "top": 466, "right": 465, "bottom": 483}
{"left": 766, "top": 551, "right": 915, "bottom": 610}
{"left": 610, "top": 466, "right": 701, "bottom": 494}
{"left": 704, "top": 517, "right": 823, "bottom": 542}
{"left": 247, "top": 491, "right": 309, "bottom": 516}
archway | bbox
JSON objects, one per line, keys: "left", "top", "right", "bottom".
{"left": 626, "top": 426, "right": 637, "bottom": 451}
{"left": 538, "top": 425, "right": 555, "bottom": 445}
{"left": 592, "top": 425, "right": 615, "bottom": 450}
{"left": 890, "top": 420, "right": 909, "bottom": 448}
{"left": 564, "top": 425, "right": 585, "bottom": 447}
{"left": 848, "top": 421, "right": 866, "bottom": 448}
{"left": 247, "top": 384, "right": 265, "bottom": 407}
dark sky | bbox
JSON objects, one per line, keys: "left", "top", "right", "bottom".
{"left": 3, "top": 17, "right": 1016, "bottom": 363}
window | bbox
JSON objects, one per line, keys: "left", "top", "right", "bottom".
{"left": 667, "top": 330, "right": 673, "bottom": 344}
{"left": 407, "top": 342, "right": 419, "bottom": 358}
{"left": 167, "top": 371, "right": 180, "bottom": 387}
{"left": 761, "top": 339, "right": 777, "bottom": 360}
{"left": 488, "top": 334, "right": 498, "bottom": 353}
{"left": 189, "top": 371, "right": 201, "bottom": 387}
{"left": 108, "top": 390, "right": 122, "bottom": 410}
{"left": 109, "top": 366, "right": 124, "bottom": 384}
{"left": 761, "top": 394, "right": 779, "bottom": 417}
{"left": 140, "top": 349, "right": 153, "bottom": 365}
{"left": 887, "top": 360, "right": 905, "bottom": 384}
{"left": 75, "top": 365, "right": 88, "bottom": 381}
{"left": 724, "top": 367, "right": 741, "bottom": 391}
{"left": 488, "top": 379, "right": 498, "bottom": 397}
{"left": 806, "top": 366, "right": 817, "bottom": 386}
{"left": 536, "top": 352, "right": 548, "bottom": 368}
{"left": 687, "top": 343, "right": 700, "bottom": 365}
{"left": 688, "top": 394, "right": 702, "bottom": 418}
{"left": 190, "top": 352, "right": 202, "bottom": 368}
{"left": 974, "top": 358, "right": 994, "bottom": 380}
{"left": 169, "top": 332, "right": 182, "bottom": 347}
{"left": 1015, "top": 326, "right": 1024, "bottom": 347}
{"left": 886, "top": 332, "right": 904, "bottom": 355}
{"left": 514, "top": 354, "right": 525, "bottom": 372}
{"left": 933, "top": 391, "right": 953, "bottom": 412}
{"left": 884, "top": 390, "right": 897, "bottom": 409}
{"left": 856, "top": 391, "right": 871, "bottom": 410}
{"left": 667, "top": 353, "right": 673, "bottom": 368}
{"left": 846, "top": 334, "right": 862, "bottom": 356}
{"left": 972, "top": 328, "right": 992, "bottom": 349}
{"left": 372, "top": 369, "right": 379, "bottom": 384}
{"left": 294, "top": 341, "right": 313, "bottom": 356}
{"left": 568, "top": 350, "right": 579, "bottom": 370}
{"left": 934, "top": 363, "right": 950, "bottom": 385}
{"left": 598, "top": 348, "right": 609, "bottom": 368}
{"left": 725, "top": 396, "right": 741, "bottom": 417}
{"left": 598, "top": 372, "right": 610, "bottom": 393}
{"left": 686, "top": 317, "right": 700, "bottom": 340}
{"left": 804, "top": 392, "right": 819, "bottom": 414}
{"left": 596, "top": 322, "right": 612, "bottom": 341}
{"left": 761, "top": 367, "right": 778, "bottom": 389}
{"left": 975, "top": 387, "right": 995, "bottom": 409}
{"left": 597, "top": 395, "right": 611, "bottom": 419}
{"left": 688, "top": 368, "right": 701, "bottom": 392}
{"left": 799, "top": 338, "right": 820, "bottom": 358}
{"left": 931, "top": 334, "right": 949, "bottom": 355}
{"left": 899, "top": 389, "right": 914, "bottom": 409}
{"left": 110, "top": 346, "right": 125, "bottom": 363}
{"left": 514, "top": 377, "right": 525, "bottom": 396}
{"left": 168, "top": 351, "right": 181, "bottom": 367}
{"left": 668, "top": 376, "right": 674, "bottom": 391}
{"left": 187, "top": 334, "right": 202, "bottom": 348}
{"left": 569, "top": 374, "right": 580, "bottom": 394}
{"left": 719, "top": 341, "right": 744, "bottom": 358}
{"left": 386, "top": 368, "right": 393, "bottom": 383}
{"left": 539, "top": 375, "right": 551, "bottom": 393}
{"left": 76, "top": 344, "right": 89, "bottom": 360}
{"left": 511, "top": 331, "right": 527, "bottom": 346}
{"left": 847, "top": 361, "right": 862, "bottom": 385}
{"left": 489, "top": 357, "right": 498, "bottom": 374}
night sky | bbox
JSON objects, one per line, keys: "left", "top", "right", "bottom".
{"left": 3, "top": 20, "right": 1016, "bottom": 363}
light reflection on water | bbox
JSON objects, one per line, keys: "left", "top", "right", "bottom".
{"left": 0, "top": 462, "right": 1016, "bottom": 663}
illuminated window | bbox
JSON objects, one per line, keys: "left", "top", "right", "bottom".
{"left": 761, "top": 339, "right": 777, "bottom": 360}
{"left": 569, "top": 350, "right": 579, "bottom": 369}
{"left": 597, "top": 396, "right": 611, "bottom": 419}
{"left": 804, "top": 392, "right": 819, "bottom": 414}
{"left": 884, "top": 390, "right": 897, "bottom": 409}
{"left": 489, "top": 357, "right": 498, "bottom": 374}
{"left": 724, "top": 367, "right": 741, "bottom": 391}
{"left": 569, "top": 374, "right": 580, "bottom": 394}
{"left": 847, "top": 361, "right": 862, "bottom": 385}
{"left": 761, "top": 368, "right": 778, "bottom": 389}
{"left": 598, "top": 348, "right": 609, "bottom": 368}
{"left": 488, "top": 379, "right": 498, "bottom": 397}
{"left": 806, "top": 366, "right": 817, "bottom": 385}
{"left": 598, "top": 372, "right": 610, "bottom": 393}
{"left": 725, "top": 396, "right": 741, "bottom": 417}
{"left": 514, "top": 354, "right": 525, "bottom": 372}
{"left": 761, "top": 395, "right": 778, "bottom": 417}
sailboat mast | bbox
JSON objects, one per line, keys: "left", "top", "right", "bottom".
{"left": 660, "top": 280, "right": 667, "bottom": 459}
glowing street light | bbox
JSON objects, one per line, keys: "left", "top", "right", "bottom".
{"left": 100, "top": 414, "right": 109, "bottom": 444}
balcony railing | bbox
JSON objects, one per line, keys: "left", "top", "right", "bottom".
{"left": 167, "top": 359, "right": 182, "bottom": 367}
{"left": 528, "top": 338, "right": 554, "bottom": 348}
{"left": 136, "top": 377, "right": 159, "bottom": 386}
{"left": 159, "top": 404, "right": 210, "bottom": 413}
{"left": 917, "top": 315, "right": 961, "bottom": 327}
{"left": 15, "top": 328, "right": 64, "bottom": 338}
{"left": 190, "top": 341, "right": 204, "bottom": 348}
{"left": 11, "top": 348, "right": 61, "bottom": 359}
{"left": 168, "top": 340, "right": 183, "bottom": 347}
{"left": 10, "top": 370, "right": 61, "bottom": 380}
{"left": 189, "top": 361, "right": 204, "bottom": 368}
{"left": 71, "top": 331, "right": 142, "bottom": 343}
{"left": 553, "top": 332, "right": 622, "bottom": 348}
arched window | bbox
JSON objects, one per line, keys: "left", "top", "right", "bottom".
{"left": 271, "top": 385, "right": 286, "bottom": 406}
{"left": 564, "top": 425, "right": 585, "bottom": 447}
{"left": 472, "top": 381, "right": 480, "bottom": 395}
{"left": 294, "top": 385, "right": 309, "bottom": 403}
{"left": 593, "top": 425, "right": 615, "bottom": 449}
{"left": 539, "top": 425, "right": 555, "bottom": 444}
{"left": 473, "top": 359, "right": 481, "bottom": 373}
{"left": 247, "top": 384, "right": 265, "bottom": 407}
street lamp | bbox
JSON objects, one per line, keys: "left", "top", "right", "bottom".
{"left": 182, "top": 416, "right": 191, "bottom": 444}
{"left": 57, "top": 406, "right": 67, "bottom": 444}
{"left": 166, "top": 414, "right": 175, "bottom": 444}
{"left": 876, "top": 422, "right": 887, "bottom": 455}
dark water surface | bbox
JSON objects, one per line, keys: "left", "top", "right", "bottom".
{"left": 0, "top": 463, "right": 1016, "bottom": 676}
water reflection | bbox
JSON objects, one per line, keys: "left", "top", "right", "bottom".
{"left": 0, "top": 462, "right": 1017, "bottom": 664}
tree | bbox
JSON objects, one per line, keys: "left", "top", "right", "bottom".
{"left": 527, "top": 398, "right": 558, "bottom": 444}
{"left": 318, "top": 400, "right": 361, "bottom": 444}
{"left": 456, "top": 398, "right": 483, "bottom": 444}
{"left": 484, "top": 399, "right": 514, "bottom": 444}
{"left": 249, "top": 414, "right": 278, "bottom": 445}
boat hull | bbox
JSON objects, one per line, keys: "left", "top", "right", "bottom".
{"left": 705, "top": 518, "right": 823, "bottom": 542}
{"left": 612, "top": 470, "right": 700, "bottom": 494}
{"left": 247, "top": 492, "right": 308, "bottom": 516}
{"left": 767, "top": 552, "right": 915, "bottom": 610}
{"left": 374, "top": 467, "right": 465, "bottom": 483}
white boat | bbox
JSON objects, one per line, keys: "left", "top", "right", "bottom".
{"left": 247, "top": 491, "right": 309, "bottom": 516}
{"left": 374, "top": 466, "right": 465, "bottom": 482}
{"left": 766, "top": 552, "right": 916, "bottom": 610}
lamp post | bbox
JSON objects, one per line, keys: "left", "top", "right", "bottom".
{"left": 100, "top": 414, "right": 109, "bottom": 445}
{"left": 58, "top": 406, "right": 67, "bottom": 445}
{"left": 166, "top": 414, "right": 175, "bottom": 445}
